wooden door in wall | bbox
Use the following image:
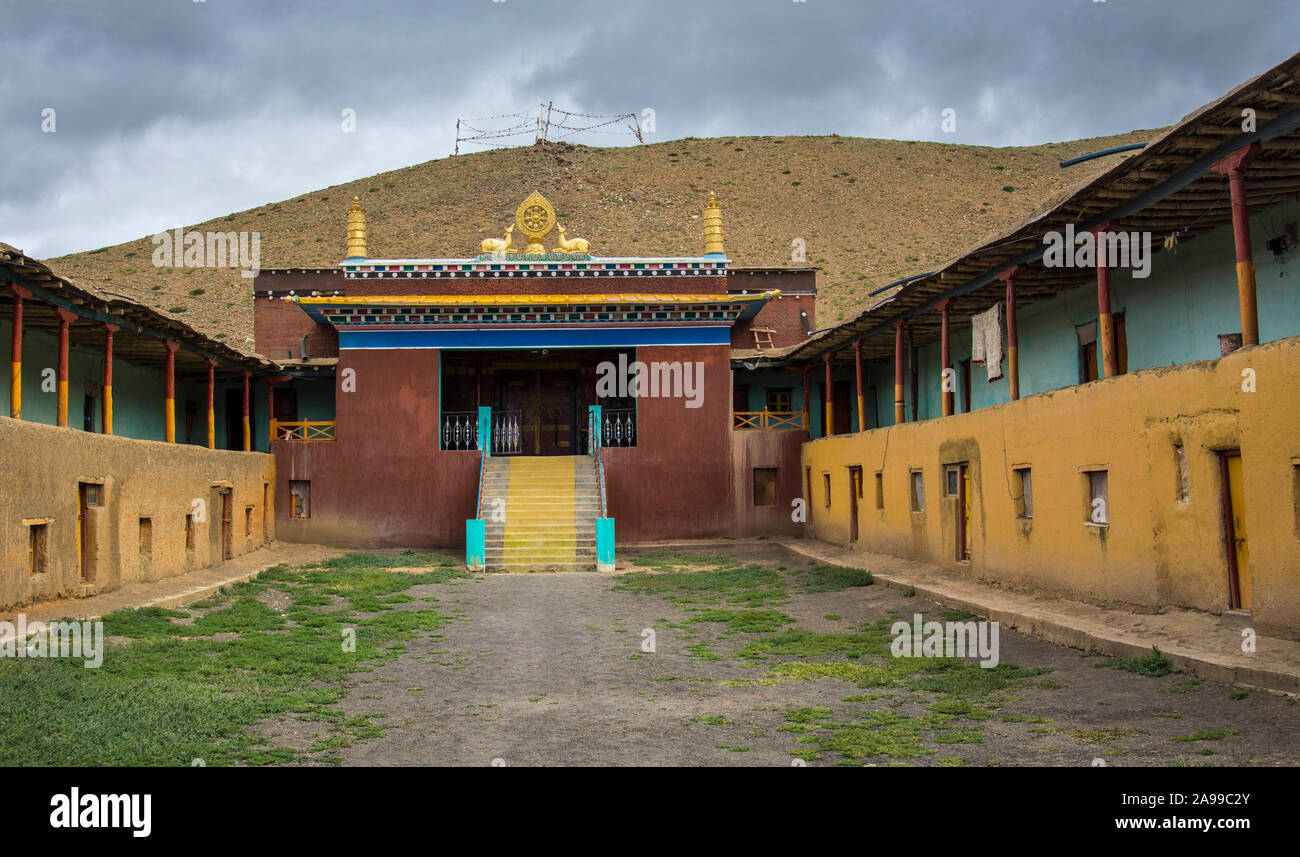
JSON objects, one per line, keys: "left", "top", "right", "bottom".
{"left": 848, "top": 466, "right": 863, "bottom": 542}
{"left": 1220, "top": 451, "right": 1252, "bottom": 610}
{"left": 499, "top": 370, "right": 577, "bottom": 455}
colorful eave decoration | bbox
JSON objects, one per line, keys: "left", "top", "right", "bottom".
{"left": 284, "top": 291, "right": 777, "bottom": 329}
{"left": 338, "top": 256, "right": 729, "bottom": 280}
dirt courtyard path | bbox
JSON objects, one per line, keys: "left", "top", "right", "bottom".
{"left": 266, "top": 545, "right": 1299, "bottom": 767}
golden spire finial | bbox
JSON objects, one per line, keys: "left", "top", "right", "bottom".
{"left": 346, "top": 196, "right": 367, "bottom": 259}
{"left": 703, "top": 192, "right": 724, "bottom": 256}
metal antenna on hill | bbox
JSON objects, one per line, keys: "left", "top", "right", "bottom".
{"left": 455, "top": 102, "right": 641, "bottom": 154}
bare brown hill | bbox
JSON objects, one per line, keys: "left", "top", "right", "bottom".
{"left": 49, "top": 131, "right": 1156, "bottom": 351}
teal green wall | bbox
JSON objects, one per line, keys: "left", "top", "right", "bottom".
{"left": 0, "top": 320, "right": 265, "bottom": 450}
{"left": 733, "top": 364, "right": 859, "bottom": 437}
{"left": 293, "top": 377, "right": 337, "bottom": 423}
{"left": 856, "top": 198, "right": 1299, "bottom": 424}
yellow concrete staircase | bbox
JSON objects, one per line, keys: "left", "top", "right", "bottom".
{"left": 479, "top": 456, "right": 600, "bottom": 572}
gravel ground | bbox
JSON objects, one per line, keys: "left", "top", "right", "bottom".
{"left": 257, "top": 544, "right": 1300, "bottom": 767}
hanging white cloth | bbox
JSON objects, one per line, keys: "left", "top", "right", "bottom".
{"left": 971, "top": 303, "right": 1003, "bottom": 382}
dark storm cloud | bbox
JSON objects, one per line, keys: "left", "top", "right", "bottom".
{"left": 2, "top": 0, "right": 1296, "bottom": 257}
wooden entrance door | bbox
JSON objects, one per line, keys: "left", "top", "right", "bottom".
{"left": 499, "top": 369, "right": 577, "bottom": 455}
{"left": 1221, "top": 451, "right": 1252, "bottom": 610}
{"left": 220, "top": 490, "right": 233, "bottom": 561}
{"left": 77, "top": 484, "right": 90, "bottom": 580}
{"left": 947, "top": 464, "right": 971, "bottom": 561}
{"left": 848, "top": 466, "right": 862, "bottom": 542}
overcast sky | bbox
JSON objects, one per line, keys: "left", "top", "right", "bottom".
{"left": 3, "top": 0, "right": 1296, "bottom": 259}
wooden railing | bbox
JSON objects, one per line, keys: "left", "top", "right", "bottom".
{"left": 272, "top": 420, "right": 336, "bottom": 441}
{"left": 732, "top": 410, "right": 806, "bottom": 430}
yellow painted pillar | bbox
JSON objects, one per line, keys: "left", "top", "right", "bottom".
{"left": 854, "top": 340, "right": 865, "bottom": 432}
{"left": 206, "top": 359, "right": 216, "bottom": 449}
{"left": 822, "top": 353, "right": 834, "bottom": 436}
{"left": 1212, "top": 143, "right": 1262, "bottom": 347}
{"left": 241, "top": 371, "right": 251, "bottom": 452}
{"left": 102, "top": 324, "right": 117, "bottom": 435}
{"left": 893, "top": 320, "right": 906, "bottom": 424}
{"left": 163, "top": 341, "right": 179, "bottom": 443}
{"left": 55, "top": 308, "right": 76, "bottom": 427}
{"left": 9, "top": 285, "right": 28, "bottom": 419}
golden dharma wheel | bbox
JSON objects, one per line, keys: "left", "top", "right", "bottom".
{"left": 515, "top": 191, "right": 556, "bottom": 243}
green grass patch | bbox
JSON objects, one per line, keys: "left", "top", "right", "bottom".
{"left": 0, "top": 562, "right": 465, "bottom": 766}
{"left": 686, "top": 609, "right": 795, "bottom": 634}
{"left": 1097, "top": 646, "right": 1178, "bottom": 677}
{"left": 1173, "top": 729, "right": 1239, "bottom": 742}
{"left": 789, "top": 565, "right": 873, "bottom": 592}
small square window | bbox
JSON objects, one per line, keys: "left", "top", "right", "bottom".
{"left": 1087, "top": 470, "right": 1109, "bottom": 525}
{"left": 290, "top": 480, "right": 311, "bottom": 519}
{"left": 910, "top": 470, "right": 925, "bottom": 512}
{"left": 1016, "top": 468, "right": 1033, "bottom": 519}
{"left": 946, "top": 467, "right": 959, "bottom": 497}
{"left": 766, "top": 388, "right": 792, "bottom": 412}
{"left": 752, "top": 467, "right": 777, "bottom": 507}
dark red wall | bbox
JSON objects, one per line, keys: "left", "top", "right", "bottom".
{"left": 732, "top": 293, "right": 816, "bottom": 349}
{"left": 602, "top": 344, "right": 736, "bottom": 542}
{"left": 253, "top": 270, "right": 343, "bottom": 359}
{"left": 273, "top": 348, "right": 478, "bottom": 548}
{"left": 730, "top": 427, "right": 808, "bottom": 537}
{"left": 274, "top": 344, "right": 742, "bottom": 548}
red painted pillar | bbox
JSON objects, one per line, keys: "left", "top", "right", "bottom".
{"left": 205, "top": 359, "right": 216, "bottom": 449}
{"left": 822, "top": 352, "right": 834, "bottom": 436}
{"left": 241, "top": 371, "right": 251, "bottom": 451}
{"left": 1212, "top": 142, "right": 1262, "bottom": 347}
{"left": 55, "top": 308, "right": 76, "bottom": 427}
{"left": 9, "top": 285, "right": 29, "bottom": 419}
{"left": 102, "top": 324, "right": 118, "bottom": 434}
{"left": 853, "top": 340, "right": 865, "bottom": 432}
{"left": 998, "top": 265, "right": 1023, "bottom": 400}
{"left": 893, "top": 320, "right": 906, "bottom": 424}
{"left": 1092, "top": 222, "right": 1118, "bottom": 378}
{"left": 938, "top": 299, "right": 953, "bottom": 417}
{"left": 163, "top": 341, "right": 179, "bottom": 442}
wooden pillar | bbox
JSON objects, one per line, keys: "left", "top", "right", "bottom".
{"left": 997, "top": 265, "right": 1023, "bottom": 400}
{"left": 241, "top": 371, "right": 251, "bottom": 451}
{"left": 800, "top": 366, "right": 811, "bottom": 433}
{"left": 893, "top": 320, "right": 906, "bottom": 424}
{"left": 822, "top": 352, "right": 834, "bottom": 436}
{"left": 102, "top": 324, "right": 118, "bottom": 435}
{"left": 163, "top": 341, "right": 179, "bottom": 442}
{"left": 853, "top": 340, "right": 865, "bottom": 432}
{"left": 1092, "top": 222, "right": 1118, "bottom": 378}
{"left": 938, "top": 299, "right": 953, "bottom": 417}
{"left": 8, "top": 285, "right": 29, "bottom": 419}
{"left": 1212, "top": 142, "right": 1262, "bottom": 347}
{"left": 205, "top": 359, "right": 216, "bottom": 449}
{"left": 55, "top": 308, "right": 76, "bottom": 427}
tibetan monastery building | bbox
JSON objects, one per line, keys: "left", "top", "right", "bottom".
{"left": 255, "top": 192, "right": 816, "bottom": 568}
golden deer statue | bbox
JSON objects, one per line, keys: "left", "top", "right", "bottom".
{"left": 554, "top": 224, "right": 589, "bottom": 254}
{"left": 480, "top": 224, "right": 514, "bottom": 254}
